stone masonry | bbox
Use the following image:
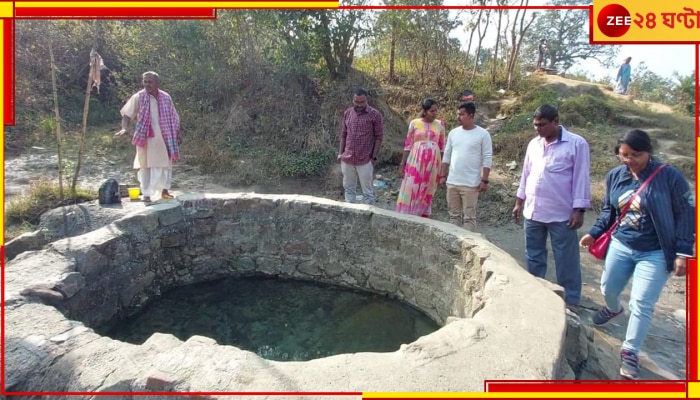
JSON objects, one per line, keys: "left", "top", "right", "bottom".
{"left": 4, "top": 193, "right": 569, "bottom": 397}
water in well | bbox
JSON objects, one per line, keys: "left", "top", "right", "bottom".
{"left": 103, "top": 277, "right": 440, "bottom": 361}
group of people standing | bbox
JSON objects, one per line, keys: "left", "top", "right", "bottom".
{"left": 338, "top": 88, "right": 695, "bottom": 381}
{"left": 339, "top": 89, "right": 493, "bottom": 231}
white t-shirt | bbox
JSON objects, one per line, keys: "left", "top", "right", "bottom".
{"left": 443, "top": 125, "right": 493, "bottom": 187}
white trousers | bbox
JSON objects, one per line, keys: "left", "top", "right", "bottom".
{"left": 138, "top": 167, "right": 172, "bottom": 197}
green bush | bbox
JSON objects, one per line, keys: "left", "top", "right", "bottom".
{"left": 505, "top": 86, "right": 560, "bottom": 116}
{"left": 273, "top": 150, "right": 335, "bottom": 178}
{"left": 499, "top": 114, "right": 535, "bottom": 134}
{"left": 560, "top": 95, "right": 615, "bottom": 125}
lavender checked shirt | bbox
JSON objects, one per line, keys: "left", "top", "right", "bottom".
{"left": 516, "top": 126, "right": 591, "bottom": 223}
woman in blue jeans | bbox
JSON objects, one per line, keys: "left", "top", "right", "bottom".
{"left": 580, "top": 129, "right": 695, "bottom": 380}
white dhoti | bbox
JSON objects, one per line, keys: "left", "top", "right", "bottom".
{"left": 136, "top": 164, "right": 171, "bottom": 197}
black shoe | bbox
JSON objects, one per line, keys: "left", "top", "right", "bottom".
{"left": 592, "top": 306, "right": 624, "bottom": 326}
{"left": 620, "top": 350, "right": 640, "bottom": 380}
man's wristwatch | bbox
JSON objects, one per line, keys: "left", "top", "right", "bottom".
{"left": 481, "top": 179, "right": 489, "bottom": 184}
{"left": 575, "top": 208, "right": 586, "bottom": 213}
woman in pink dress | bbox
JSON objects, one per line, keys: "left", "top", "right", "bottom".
{"left": 396, "top": 98, "right": 446, "bottom": 217}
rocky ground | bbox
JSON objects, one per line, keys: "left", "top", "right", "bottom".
{"left": 4, "top": 142, "right": 688, "bottom": 381}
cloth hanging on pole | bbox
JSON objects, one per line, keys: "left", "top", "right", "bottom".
{"left": 89, "top": 49, "right": 104, "bottom": 93}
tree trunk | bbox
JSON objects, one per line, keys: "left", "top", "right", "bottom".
{"left": 465, "top": 15, "right": 479, "bottom": 60}
{"left": 71, "top": 69, "right": 93, "bottom": 196}
{"left": 490, "top": 9, "right": 504, "bottom": 84}
{"left": 506, "top": 0, "right": 535, "bottom": 88}
{"left": 470, "top": 11, "right": 491, "bottom": 80}
{"left": 505, "top": 8, "right": 519, "bottom": 88}
{"left": 388, "top": 32, "right": 396, "bottom": 82}
{"left": 318, "top": 13, "right": 338, "bottom": 80}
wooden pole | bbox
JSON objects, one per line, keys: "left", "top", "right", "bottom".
{"left": 47, "top": 32, "right": 64, "bottom": 202}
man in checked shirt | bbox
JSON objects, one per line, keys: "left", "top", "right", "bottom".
{"left": 338, "top": 88, "right": 384, "bottom": 204}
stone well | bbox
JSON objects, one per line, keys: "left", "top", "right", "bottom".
{"left": 4, "top": 194, "right": 568, "bottom": 395}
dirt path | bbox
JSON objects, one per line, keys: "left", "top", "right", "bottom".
{"left": 4, "top": 146, "right": 688, "bottom": 381}
{"left": 479, "top": 220, "right": 687, "bottom": 380}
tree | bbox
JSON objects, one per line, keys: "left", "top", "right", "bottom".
{"left": 526, "top": 0, "right": 619, "bottom": 73}
{"left": 375, "top": 1, "right": 413, "bottom": 82}
{"left": 673, "top": 71, "right": 696, "bottom": 115}
{"left": 367, "top": 1, "right": 462, "bottom": 87}
{"left": 469, "top": 1, "right": 492, "bottom": 80}
{"left": 490, "top": 0, "right": 507, "bottom": 83}
{"left": 628, "top": 62, "right": 675, "bottom": 104}
{"left": 505, "top": 0, "right": 537, "bottom": 87}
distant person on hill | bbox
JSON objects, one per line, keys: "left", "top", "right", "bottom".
{"left": 616, "top": 57, "right": 632, "bottom": 95}
{"left": 338, "top": 88, "right": 384, "bottom": 205}
{"left": 536, "top": 39, "right": 547, "bottom": 71}
{"left": 512, "top": 104, "right": 591, "bottom": 312}
{"left": 439, "top": 101, "right": 493, "bottom": 231}
{"left": 396, "top": 98, "right": 446, "bottom": 217}
{"left": 114, "top": 71, "right": 181, "bottom": 203}
{"left": 579, "top": 129, "right": 695, "bottom": 380}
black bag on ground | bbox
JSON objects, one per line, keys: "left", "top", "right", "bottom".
{"left": 98, "top": 178, "right": 121, "bottom": 205}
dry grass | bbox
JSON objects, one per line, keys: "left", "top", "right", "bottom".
{"left": 4, "top": 222, "right": 35, "bottom": 242}
{"left": 5, "top": 178, "right": 95, "bottom": 226}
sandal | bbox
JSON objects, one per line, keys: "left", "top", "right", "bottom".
{"left": 161, "top": 193, "right": 174, "bottom": 200}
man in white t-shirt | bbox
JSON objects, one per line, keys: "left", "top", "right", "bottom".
{"left": 439, "top": 102, "right": 493, "bottom": 231}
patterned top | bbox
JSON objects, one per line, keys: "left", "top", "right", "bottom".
{"left": 340, "top": 105, "right": 384, "bottom": 166}
{"left": 613, "top": 178, "right": 661, "bottom": 252}
{"left": 403, "top": 118, "right": 446, "bottom": 152}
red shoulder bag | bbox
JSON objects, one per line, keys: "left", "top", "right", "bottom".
{"left": 589, "top": 164, "right": 667, "bottom": 260}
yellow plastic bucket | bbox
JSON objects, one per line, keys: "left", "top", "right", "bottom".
{"left": 128, "top": 187, "right": 140, "bottom": 200}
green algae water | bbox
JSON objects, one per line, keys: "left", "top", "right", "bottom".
{"left": 104, "top": 277, "right": 439, "bottom": 361}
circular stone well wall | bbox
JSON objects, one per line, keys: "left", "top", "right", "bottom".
{"left": 4, "top": 193, "right": 568, "bottom": 395}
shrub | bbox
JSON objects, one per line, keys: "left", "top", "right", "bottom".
{"left": 502, "top": 86, "right": 560, "bottom": 116}
{"left": 492, "top": 130, "right": 534, "bottom": 163}
{"left": 5, "top": 178, "right": 95, "bottom": 225}
{"left": 272, "top": 150, "right": 336, "bottom": 178}
{"left": 559, "top": 95, "right": 615, "bottom": 125}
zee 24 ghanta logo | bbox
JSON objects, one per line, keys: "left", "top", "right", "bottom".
{"left": 597, "top": 4, "right": 633, "bottom": 37}
{"left": 596, "top": 3, "right": 700, "bottom": 39}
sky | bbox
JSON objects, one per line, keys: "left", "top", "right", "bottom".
{"left": 441, "top": 1, "right": 696, "bottom": 84}
{"left": 577, "top": 45, "right": 695, "bottom": 83}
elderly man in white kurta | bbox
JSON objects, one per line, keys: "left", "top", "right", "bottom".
{"left": 115, "top": 71, "right": 181, "bottom": 203}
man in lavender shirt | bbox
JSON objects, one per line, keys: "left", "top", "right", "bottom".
{"left": 512, "top": 104, "right": 591, "bottom": 310}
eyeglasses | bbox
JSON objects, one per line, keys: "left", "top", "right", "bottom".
{"left": 617, "top": 152, "right": 647, "bottom": 161}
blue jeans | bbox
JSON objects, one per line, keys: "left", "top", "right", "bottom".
{"left": 524, "top": 218, "right": 582, "bottom": 306}
{"left": 602, "top": 237, "right": 670, "bottom": 355}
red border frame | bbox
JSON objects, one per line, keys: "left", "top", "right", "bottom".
{"left": 15, "top": 7, "right": 218, "bottom": 18}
